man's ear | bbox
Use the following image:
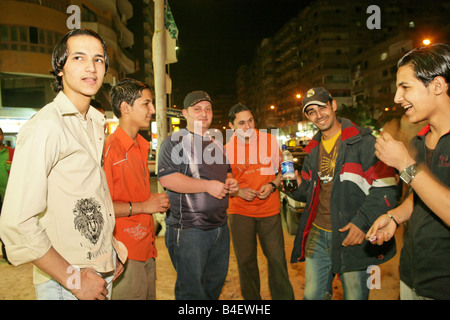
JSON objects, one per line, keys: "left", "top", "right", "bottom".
{"left": 432, "top": 76, "right": 448, "bottom": 96}
{"left": 331, "top": 99, "right": 338, "bottom": 112}
{"left": 119, "top": 101, "right": 130, "bottom": 114}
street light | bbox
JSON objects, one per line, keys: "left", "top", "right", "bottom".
{"left": 423, "top": 39, "right": 431, "bottom": 46}
{"left": 296, "top": 93, "right": 301, "bottom": 99}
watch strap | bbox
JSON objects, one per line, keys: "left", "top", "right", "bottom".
{"left": 269, "top": 182, "right": 277, "bottom": 192}
{"left": 400, "top": 163, "right": 421, "bottom": 184}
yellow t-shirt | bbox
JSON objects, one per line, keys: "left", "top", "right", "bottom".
{"left": 314, "top": 130, "right": 341, "bottom": 231}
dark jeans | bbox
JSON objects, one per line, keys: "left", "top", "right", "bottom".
{"left": 165, "top": 223, "right": 230, "bottom": 300}
{"left": 228, "top": 213, "right": 294, "bottom": 300}
{"left": 304, "top": 225, "right": 370, "bottom": 300}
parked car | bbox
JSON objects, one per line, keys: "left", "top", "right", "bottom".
{"left": 279, "top": 150, "right": 307, "bottom": 235}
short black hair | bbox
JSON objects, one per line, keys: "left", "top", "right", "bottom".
{"left": 110, "top": 78, "right": 151, "bottom": 118}
{"left": 50, "top": 29, "right": 109, "bottom": 93}
{"left": 398, "top": 43, "right": 450, "bottom": 96}
{"left": 228, "top": 103, "right": 252, "bottom": 124}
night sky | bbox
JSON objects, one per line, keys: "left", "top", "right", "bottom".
{"left": 168, "top": 0, "right": 311, "bottom": 107}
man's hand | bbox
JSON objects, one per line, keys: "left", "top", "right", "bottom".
{"left": 207, "top": 180, "right": 230, "bottom": 199}
{"left": 142, "top": 193, "right": 170, "bottom": 214}
{"left": 112, "top": 258, "right": 124, "bottom": 282}
{"left": 339, "top": 223, "right": 365, "bottom": 247}
{"left": 366, "top": 213, "right": 397, "bottom": 246}
{"left": 257, "top": 184, "right": 272, "bottom": 200}
{"left": 70, "top": 268, "right": 109, "bottom": 300}
{"left": 237, "top": 187, "right": 258, "bottom": 201}
{"left": 375, "top": 132, "right": 415, "bottom": 171}
{"left": 225, "top": 177, "right": 239, "bottom": 194}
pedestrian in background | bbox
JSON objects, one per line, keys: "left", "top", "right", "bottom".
{"left": 0, "top": 127, "right": 14, "bottom": 263}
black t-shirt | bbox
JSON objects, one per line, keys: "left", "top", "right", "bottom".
{"left": 158, "top": 129, "right": 231, "bottom": 230}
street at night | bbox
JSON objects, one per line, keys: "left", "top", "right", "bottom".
{"left": 0, "top": 0, "right": 449, "bottom": 304}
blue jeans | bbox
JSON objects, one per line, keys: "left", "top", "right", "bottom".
{"left": 165, "top": 223, "right": 230, "bottom": 300}
{"left": 304, "top": 225, "right": 370, "bottom": 300}
{"left": 35, "top": 273, "right": 114, "bottom": 300}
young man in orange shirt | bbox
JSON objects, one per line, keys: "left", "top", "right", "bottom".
{"left": 225, "top": 103, "right": 294, "bottom": 300}
{"left": 104, "top": 78, "right": 170, "bottom": 299}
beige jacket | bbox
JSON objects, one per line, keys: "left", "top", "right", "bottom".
{"left": 0, "top": 92, "right": 126, "bottom": 284}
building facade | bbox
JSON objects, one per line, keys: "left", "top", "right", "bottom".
{"left": 0, "top": 0, "right": 145, "bottom": 144}
{"left": 236, "top": 0, "right": 449, "bottom": 145}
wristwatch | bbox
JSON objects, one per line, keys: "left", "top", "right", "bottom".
{"left": 269, "top": 182, "right": 277, "bottom": 192}
{"left": 399, "top": 163, "right": 421, "bottom": 184}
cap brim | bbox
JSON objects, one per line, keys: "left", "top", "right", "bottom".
{"left": 184, "top": 98, "right": 211, "bottom": 109}
{"left": 303, "top": 100, "right": 327, "bottom": 112}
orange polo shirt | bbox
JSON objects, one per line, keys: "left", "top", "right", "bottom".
{"left": 103, "top": 126, "right": 156, "bottom": 261}
{"left": 225, "top": 130, "right": 281, "bottom": 218}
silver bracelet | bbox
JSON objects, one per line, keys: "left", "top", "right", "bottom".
{"left": 386, "top": 213, "right": 399, "bottom": 227}
{"left": 128, "top": 202, "right": 132, "bottom": 217}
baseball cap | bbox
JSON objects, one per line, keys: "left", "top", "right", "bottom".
{"left": 302, "top": 87, "right": 333, "bottom": 112}
{"left": 183, "top": 90, "right": 212, "bottom": 109}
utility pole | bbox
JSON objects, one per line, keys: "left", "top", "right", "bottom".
{"left": 153, "top": 0, "right": 167, "bottom": 151}
{"left": 153, "top": 0, "right": 167, "bottom": 193}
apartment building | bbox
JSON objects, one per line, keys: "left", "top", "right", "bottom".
{"left": 236, "top": 0, "right": 449, "bottom": 142}
{"left": 0, "top": 0, "right": 140, "bottom": 143}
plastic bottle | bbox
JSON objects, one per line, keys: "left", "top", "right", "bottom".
{"left": 281, "top": 145, "right": 298, "bottom": 192}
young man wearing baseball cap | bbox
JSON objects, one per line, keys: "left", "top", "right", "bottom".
{"left": 157, "top": 90, "right": 238, "bottom": 299}
{"left": 289, "top": 87, "right": 399, "bottom": 299}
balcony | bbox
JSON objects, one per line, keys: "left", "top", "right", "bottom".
{"left": 117, "top": 0, "right": 133, "bottom": 20}
{"left": 113, "top": 13, "right": 134, "bottom": 48}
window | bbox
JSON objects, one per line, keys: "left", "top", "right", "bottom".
{"left": 10, "top": 26, "right": 18, "bottom": 42}
{"left": 29, "top": 27, "right": 38, "bottom": 44}
{"left": 1, "top": 73, "right": 55, "bottom": 108}
{"left": 0, "top": 25, "right": 62, "bottom": 53}
{"left": 0, "top": 25, "right": 8, "bottom": 41}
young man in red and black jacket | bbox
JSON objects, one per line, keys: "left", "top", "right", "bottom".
{"left": 290, "top": 87, "right": 399, "bottom": 300}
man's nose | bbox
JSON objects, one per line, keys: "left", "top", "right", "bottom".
{"left": 394, "top": 89, "right": 403, "bottom": 104}
{"left": 85, "top": 58, "right": 96, "bottom": 72}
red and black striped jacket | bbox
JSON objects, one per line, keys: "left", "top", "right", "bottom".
{"left": 290, "top": 118, "right": 399, "bottom": 273}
